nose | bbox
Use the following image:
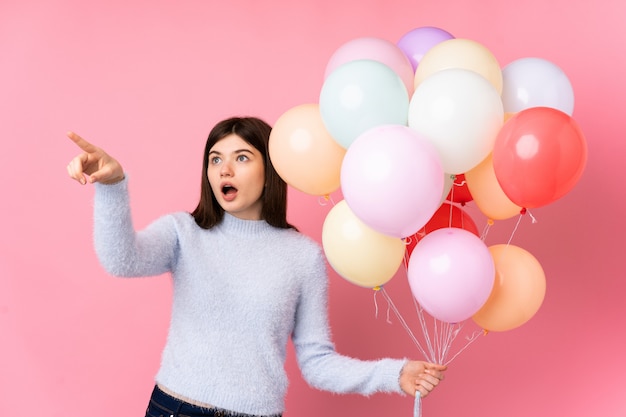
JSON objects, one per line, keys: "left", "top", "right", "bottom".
{"left": 220, "top": 161, "right": 233, "bottom": 177}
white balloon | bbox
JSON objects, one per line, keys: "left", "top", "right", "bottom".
{"left": 501, "top": 57, "right": 575, "bottom": 116}
{"left": 408, "top": 68, "right": 504, "bottom": 174}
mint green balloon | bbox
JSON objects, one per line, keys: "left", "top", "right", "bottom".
{"left": 319, "top": 59, "right": 409, "bottom": 149}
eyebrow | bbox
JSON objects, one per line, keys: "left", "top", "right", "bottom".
{"left": 208, "top": 148, "right": 255, "bottom": 156}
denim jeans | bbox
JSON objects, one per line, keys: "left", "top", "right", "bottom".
{"left": 144, "top": 385, "right": 282, "bottom": 417}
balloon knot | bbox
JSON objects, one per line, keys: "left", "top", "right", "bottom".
{"left": 372, "top": 286, "right": 381, "bottom": 291}
{"left": 487, "top": 219, "right": 494, "bottom": 226}
{"left": 483, "top": 329, "right": 489, "bottom": 336}
{"left": 520, "top": 207, "right": 527, "bottom": 215}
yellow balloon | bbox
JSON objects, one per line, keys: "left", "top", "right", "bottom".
{"left": 414, "top": 38, "right": 503, "bottom": 94}
{"left": 322, "top": 200, "right": 405, "bottom": 288}
{"left": 269, "top": 103, "right": 346, "bottom": 196}
{"left": 465, "top": 153, "right": 522, "bottom": 220}
{"left": 472, "top": 244, "right": 546, "bottom": 332}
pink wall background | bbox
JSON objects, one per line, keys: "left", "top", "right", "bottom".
{"left": 1, "top": 0, "right": 625, "bottom": 416}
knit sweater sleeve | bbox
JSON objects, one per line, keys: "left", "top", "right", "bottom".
{"left": 292, "top": 244, "right": 407, "bottom": 396}
{"left": 93, "top": 177, "right": 178, "bottom": 277}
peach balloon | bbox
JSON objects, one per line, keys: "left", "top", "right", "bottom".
{"left": 269, "top": 103, "right": 346, "bottom": 196}
{"left": 322, "top": 200, "right": 405, "bottom": 288}
{"left": 473, "top": 244, "right": 546, "bottom": 332}
{"left": 465, "top": 153, "right": 522, "bottom": 220}
{"left": 414, "top": 38, "right": 503, "bottom": 94}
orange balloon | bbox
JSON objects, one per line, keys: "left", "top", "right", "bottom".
{"left": 269, "top": 103, "right": 346, "bottom": 196}
{"left": 322, "top": 200, "right": 405, "bottom": 288}
{"left": 472, "top": 244, "right": 546, "bottom": 332}
{"left": 465, "top": 153, "right": 522, "bottom": 220}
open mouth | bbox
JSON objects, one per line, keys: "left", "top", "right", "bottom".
{"left": 221, "top": 184, "right": 238, "bottom": 197}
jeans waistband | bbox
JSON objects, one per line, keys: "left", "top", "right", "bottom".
{"left": 148, "top": 385, "right": 282, "bottom": 417}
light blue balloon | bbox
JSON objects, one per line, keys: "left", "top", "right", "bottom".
{"left": 319, "top": 59, "right": 409, "bottom": 149}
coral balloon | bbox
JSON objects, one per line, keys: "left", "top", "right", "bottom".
{"left": 502, "top": 57, "right": 575, "bottom": 116}
{"left": 408, "top": 68, "right": 504, "bottom": 174}
{"left": 473, "top": 244, "right": 546, "bottom": 332}
{"left": 465, "top": 153, "right": 522, "bottom": 220}
{"left": 408, "top": 228, "right": 495, "bottom": 323}
{"left": 341, "top": 125, "right": 444, "bottom": 238}
{"left": 414, "top": 38, "right": 503, "bottom": 94}
{"left": 325, "top": 37, "right": 415, "bottom": 96}
{"left": 320, "top": 59, "right": 409, "bottom": 149}
{"left": 405, "top": 202, "right": 479, "bottom": 257}
{"left": 322, "top": 200, "right": 405, "bottom": 288}
{"left": 269, "top": 104, "right": 346, "bottom": 196}
{"left": 492, "top": 107, "right": 588, "bottom": 208}
{"left": 397, "top": 26, "right": 455, "bottom": 71}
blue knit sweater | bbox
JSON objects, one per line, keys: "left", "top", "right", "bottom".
{"left": 93, "top": 178, "right": 406, "bottom": 416}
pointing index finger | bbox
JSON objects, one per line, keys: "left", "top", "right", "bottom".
{"left": 67, "top": 131, "right": 98, "bottom": 153}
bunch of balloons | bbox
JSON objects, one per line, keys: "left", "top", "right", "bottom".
{"left": 269, "top": 26, "right": 587, "bottom": 333}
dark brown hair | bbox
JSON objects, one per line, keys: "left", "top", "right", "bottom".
{"left": 190, "top": 116, "right": 295, "bottom": 230}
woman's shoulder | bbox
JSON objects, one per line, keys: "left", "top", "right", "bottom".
{"left": 281, "top": 227, "right": 321, "bottom": 247}
{"left": 277, "top": 228, "right": 325, "bottom": 261}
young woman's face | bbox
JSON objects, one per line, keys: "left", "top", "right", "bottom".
{"left": 207, "top": 134, "right": 266, "bottom": 220}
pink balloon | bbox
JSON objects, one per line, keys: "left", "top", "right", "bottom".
{"left": 324, "top": 37, "right": 415, "bottom": 96}
{"left": 341, "top": 125, "right": 444, "bottom": 238}
{"left": 407, "top": 228, "right": 495, "bottom": 323}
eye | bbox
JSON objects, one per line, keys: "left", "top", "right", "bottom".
{"left": 237, "top": 154, "right": 249, "bottom": 162}
{"left": 210, "top": 156, "right": 222, "bottom": 165}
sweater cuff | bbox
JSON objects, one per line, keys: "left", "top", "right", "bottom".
{"left": 94, "top": 174, "right": 128, "bottom": 196}
{"left": 396, "top": 359, "right": 409, "bottom": 395}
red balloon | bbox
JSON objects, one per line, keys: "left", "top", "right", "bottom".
{"left": 492, "top": 107, "right": 587, "bottom": 208}
{"left": 405, "top": 202, "right": 479, "bottom": 257}
{"left": 446, "top": 173, "right": 473, "bottom": 204}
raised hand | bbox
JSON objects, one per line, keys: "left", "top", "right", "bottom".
{"left": 66, "top": 131, "right": 124, "bottom": 185}
{"left": 399, "top": 360, "right": 447, "bottom": 398}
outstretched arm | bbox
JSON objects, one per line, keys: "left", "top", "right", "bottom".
{"left": 66, "top": 131, "right": 177, "bottom": 277}
{"left": 66, "top": 131, "right": 124, "bottom": 185}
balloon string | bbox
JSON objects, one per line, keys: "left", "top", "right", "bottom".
{"left": 444, "top": 329, "right": 484, "bottom": 366}
{"left": 380, "top": 288, "right": 432, "bottom": 361}
{"left": 372, "top": 290, "right": 392, "bottom": 324}
{"left": 373, "top": 289, "right": 380, "bottom": 319}
{"left": 412, "top": 296, "right": 436, "bottom": 363}
{"left": 411, "top": 292, "right": 484, "bottom": 365}
{"left": 402, "top": 242, "right": 411, "bottom": 269}
{"left": 403, "top": 261, "right": 436, "bottom": 362}
{"left": 506, "top": 213, "right": 524, "bottom": 246}
{"left": 380, "top": 263, "right": 485, "bottom": 364}
{"left": 317, "top": 194, "right": 337, "bottom": 207}
{"left": 480, "top": 220, "right": 493, "bottom": 241}
{"left": 438, "top": 322, "right": 455, "bottom": 364}
{"left": 414, "top": 393, "right": 422, "bottom": 417}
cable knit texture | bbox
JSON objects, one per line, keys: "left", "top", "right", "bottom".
{"left": 93, "top": 178, "right": 406, "bottom": 416}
